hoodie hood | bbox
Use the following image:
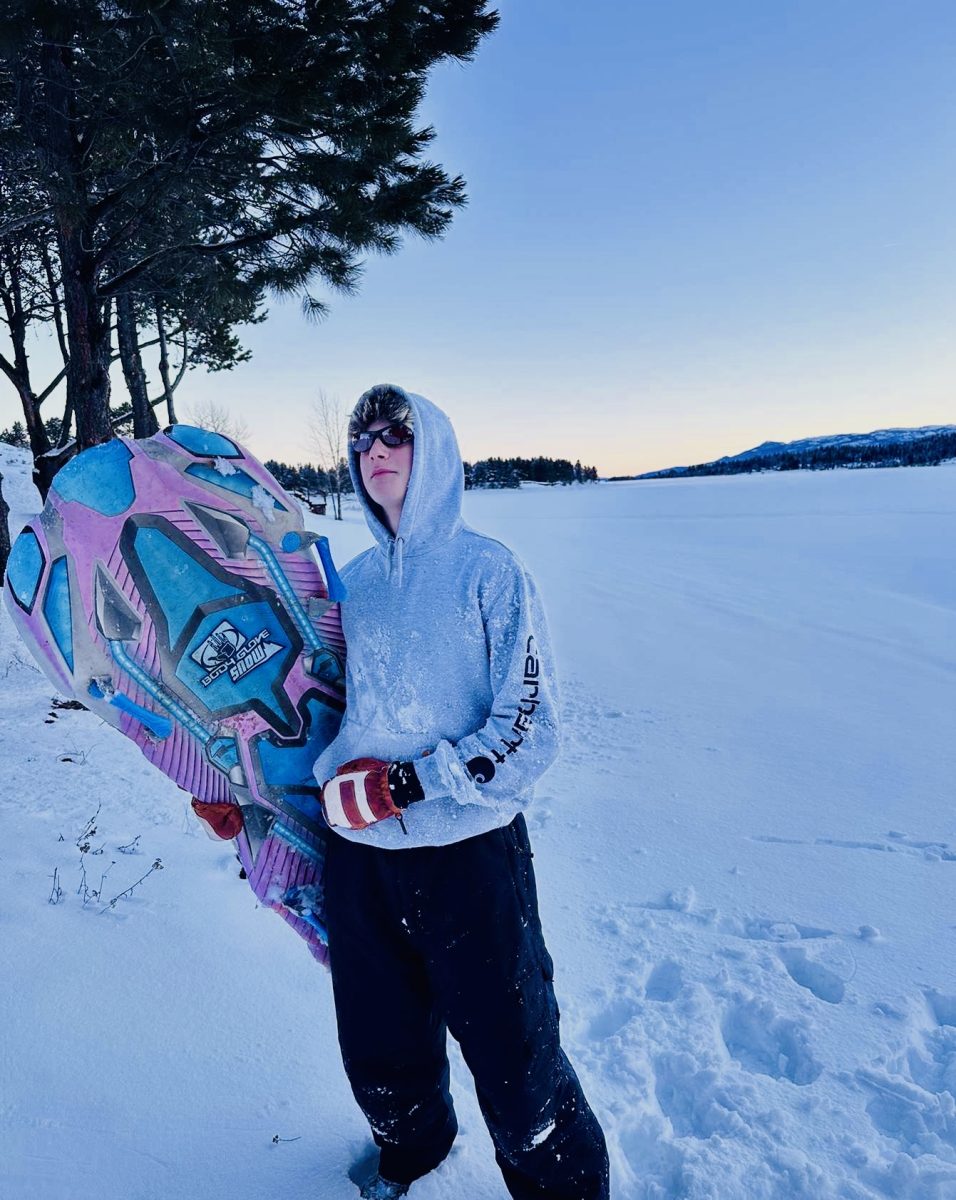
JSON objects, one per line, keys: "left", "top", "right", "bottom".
{"left": 348, "top": 386, "right": 465, "bottom": 566}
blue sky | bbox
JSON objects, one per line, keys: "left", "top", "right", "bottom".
{"left": 6, "top": 1, "right": 956, "bottom": 474}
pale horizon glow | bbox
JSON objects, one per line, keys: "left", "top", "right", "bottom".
{"left": 3, "top": 0, "right": 956, "bottom": 475}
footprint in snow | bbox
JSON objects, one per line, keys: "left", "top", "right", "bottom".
{"left": 753, "top": 832, "right": 956, "bottom": 862}
{"left": 725, "top": 916, "right": 835, "bottom": 942}
{"left": 925, "top": 991, "right": 956, "bottom": 1027}
{"left": 653, "top": 1051, "right": 746, "bottom": 1140}
{"left": 857, "top": 1050, "right": 956, "bottom": 1155}
{"left": 855, "top": 993, "right": 956, "bottom": 1160}
{"left": 887, "top": 831, "right": 956, "bottom": 862}
{"left": 721, "top": 998, "right": 822, "bottom": 1085}
{"left": 816, "top": 836, "right": 956, "bottom": 862}
{"left": 901, "top": 996, "right": 956, "bottom": 1106}
{"left": 779, "top": 946, "right": 846, "bottom": 1005}
{"left": 645, "top": 960, "right": 684, "bottom": 1003}
{"left": 588, "top": 996, "right": 640, "bottom": 1040}
{"left": 617, "top": 1118, "right": 687, "bottom": 1193}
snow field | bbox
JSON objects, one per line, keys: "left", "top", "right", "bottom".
{"left": 1, "top": 448, "right": 955, "bottom": 1197}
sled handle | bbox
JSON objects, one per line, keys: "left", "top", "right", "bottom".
{"left": 88, "top": 679, "right": 173, "bottom": 740}
{"left": 314, "top": 536, "right": 348, "bottom": 603}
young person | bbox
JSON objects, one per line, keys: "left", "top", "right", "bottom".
{"left": 315, "top": 385, "right": 609, "bottom": 1200}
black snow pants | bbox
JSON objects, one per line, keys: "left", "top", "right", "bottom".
{"left": 323, "top": 813, "right": 610, "bottom": 1200}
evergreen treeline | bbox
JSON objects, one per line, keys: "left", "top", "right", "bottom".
{"left": 258, "top": 455, "right": 599, "bottom": 498}
{"left": 2, "top": 415, "right": 111, "bottom": 448}
{"left": 0, "top": 431, "right": 600, "bottom": 496}
{"left": 464, "top": 457, "right": 599, "bottom": 489}
{"left": 264, "top": 461, "right": 353, "bottom": 506}
{"left": 624, "top": 430, "right": 956, "bottom": 481}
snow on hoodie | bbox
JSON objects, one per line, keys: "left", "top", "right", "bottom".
{"left": 313, "top": 387, "right": 560, "bottom": 849}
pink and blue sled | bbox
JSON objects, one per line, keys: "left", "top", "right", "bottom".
{"left": 3, "top": 426, "right": 347, "bottom": 966}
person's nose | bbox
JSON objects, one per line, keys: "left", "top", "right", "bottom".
{"left": 370, "top": 439, "right": 389, "bottom": 460}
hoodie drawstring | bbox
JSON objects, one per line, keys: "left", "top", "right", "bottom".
{"left": 387, "top": 536, "right": 406, "bottom": 586}
{"left": 394, "top": 536, "right": 405, "bottom": 587}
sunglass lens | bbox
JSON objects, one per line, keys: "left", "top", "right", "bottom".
{"left": 350, "top": 424, "right": 413, "bottom": 452}
{"left": 381, "top": 423, "right": 413, "bottom": 446}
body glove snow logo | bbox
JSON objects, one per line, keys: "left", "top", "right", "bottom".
{"left": 191, "top": 620, "right": 282, "bottom": 686}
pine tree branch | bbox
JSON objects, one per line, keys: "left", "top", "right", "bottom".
{"left": 0, "top": 209, "right": 54, "bottom": 241}
{"left": 99, "top": 226, "right": 296, "bottom": 296}
{"left": 0, "top": 349, "right": 19, "bottom": 386}
{"left": 39, "top": 242, "right": 69, "bottom": 364}
{"left": 36, "top": 365, "right": 69, "bottom": 407}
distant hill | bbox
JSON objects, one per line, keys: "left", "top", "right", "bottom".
{"left": 614, "top": 425, "right": 956, "bottom": 481}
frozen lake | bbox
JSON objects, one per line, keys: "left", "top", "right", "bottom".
{"left": 2, "top": 451, "right": 955, "bottom": 1198}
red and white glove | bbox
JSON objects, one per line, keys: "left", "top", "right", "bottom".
{"left": 321, "top": 758, "right": 423, "bottom": 831}
{"left": 191, "top": 798, "right": 244, "bottom": 840}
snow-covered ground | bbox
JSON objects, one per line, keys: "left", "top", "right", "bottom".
{"left": 2, "top": 447, "right": 955, "bottom": 1199}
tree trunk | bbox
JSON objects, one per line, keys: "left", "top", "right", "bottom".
{"left": 57, "top": 393, "right": 74, "bottom": 447}
{"left": 38, "top": 39, "right": 113, "bottom": 453}
{"left": 40, "top": 240, "right": 70, "bottom": 364}
{"left": 5, "top": 344, "right": 57, "bottom": 499}
{"left": 0, "top": 241, "right": 53, "bottom": 490}
{"left": 116, "top": 293, "right": 159, "bottom": 438}
{"left": 156, "top": 302, "right": 177, "bottom": 424}
{"left": 59, "top": 225, "right": 113, "bottom": 450}
{"left": 44, "top": 244, "right": 73, "bottom": 455}
{"left": 13, "top": 379, "right": 48, "bottom": 463}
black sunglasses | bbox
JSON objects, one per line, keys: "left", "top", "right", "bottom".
{"left": 349, "top": 423, "right": 414, "bottom": 453}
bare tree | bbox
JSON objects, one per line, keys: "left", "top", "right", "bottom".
{"left": 309, "top": 391, "right": 348, "bottom": 521}
{"left": 182, "top": 398, "right": 251, "bottom": 444}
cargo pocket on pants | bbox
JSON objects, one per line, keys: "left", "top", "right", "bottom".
{"left": 541, "top": 953, "right": 560, "bottom": 1032}
{"left": 501, "top": 821, "right": 561, "bottom": 1034}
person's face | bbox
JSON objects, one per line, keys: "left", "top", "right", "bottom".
{"left": 358, "top": 419, "right": 414, "bottom": 529}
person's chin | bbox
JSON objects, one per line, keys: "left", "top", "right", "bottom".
{"left": 369, "top": 479, "right": 401, "bottom": 505}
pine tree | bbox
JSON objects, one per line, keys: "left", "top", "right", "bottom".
{"left": 0, "top": 1, "right": 498, "bottom": 458}
{"left": 0, "top": 421, "right": 28, "bottom": 448}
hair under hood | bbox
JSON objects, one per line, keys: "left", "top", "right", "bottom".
{"left": 348, "top": 384, "right": 414, "bottom": 438}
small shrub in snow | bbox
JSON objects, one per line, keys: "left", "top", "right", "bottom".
{"left": 99, "top": 859, "right": 164, "bottom": 914}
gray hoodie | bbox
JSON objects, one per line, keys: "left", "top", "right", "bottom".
{"left": 313, "top": 388, "right": 560, "bottom": 849}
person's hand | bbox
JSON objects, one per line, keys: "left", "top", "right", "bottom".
{"left": 321, "top": 758, "right": 423, "bottom": 830}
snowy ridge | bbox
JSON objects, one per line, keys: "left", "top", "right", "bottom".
{"left": 631, "top": 424, "right": 956, "bottom": 480}
{"left": 2, "top": 455, "right": 956, "bottom": 1198}
{"left": 723, "top": 425, "right": 956, "bottom": 462}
